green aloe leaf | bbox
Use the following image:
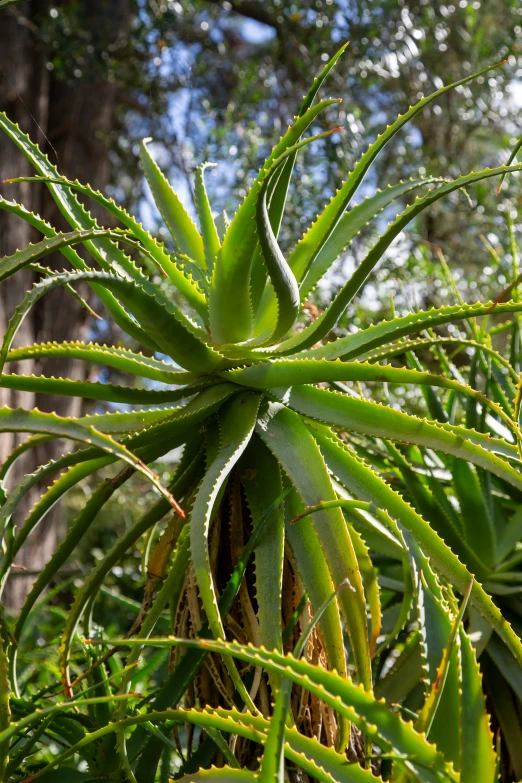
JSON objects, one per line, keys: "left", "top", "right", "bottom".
{"left": 0, "top": 618, "right": 10, "bottom": 782}
{"left": 386, "top": 444, "right": 489, "bottom": 580}
{"left": 375, "top": 631, "right": 424, "bottom": 704}
{"left": 101, "top": 636, "right": 457, "bottom": 783}
{"left": 0, "top": 196, "right": 92, "bottom": 272}
{"left": 347, "top": 519, "right": 382, "bottom": 658}
{"left": 122, "top": 383, "right": 238, "bottom": 454}
{"left": 459, "top": 629, "right": 496, "bottom": 783}
{"left": 140, "top": 138, "right": 205, "bottom": 266}
{"left": 258, "top": 586, "right": 346, "bottom": 783}
{"left": 116, "top": 521, "right": 192, "bottom": 780}
{"left": 239, "top": 126, "right": 346, "bottom": 345}
{"left": 497, "top": 504, "right": 522, "bottom": 563}
{"left": 131, "top": 487, "right": 291, "bottom": 780}
{"left": 77, "top": 395, "right": 220, "bottom": 436}
{"left": 7, "top": 174, "right": 210, "bottom": 320}
{"left": 278, "top": 385, "right": 521, "bottom": 480}
{"left": 189, "top": 391, "right": 261, "bottom": 711}
{"left": 209, "top": 98, "right": 339, "bottom": 344}
{"left": 0, "top": 227, "right": 134, "bottom": 283}
{"left": 452, "top": 460, "right": 496, "bottom": 569}
{"left": 250, "top": 44, "right": 349, "bottom": 319}
{"left": 0, "top": 199, "right": 104, "bottom": 322}
{"left": 216, "top": 704, "right": 373, "bottom": 783}
{"left": 380, "top": 541, "right": 463, "bottom": 781}
{"left": 255, "top": 165, "right": 300, "bottom": 342}
{"left": 256, "top": 401, "right": 372, "bottom": 692}
{"left": 268, "top": 163, "right": 522, "bottom": 355}
{"left": 282, "top": 485, "right": 351, "bottom": 750}
{"left": 7, "top": 435, "right": 198, "bottom": 656}
{"left": 12, "top": 468, "right": 142, "bottom": 678}
{"left": 19, "top": 702, "right": 378, "bottom": 783}
{"left": 3, "top": 267, "right": 160, "bottom": 355}
{"left": 190, "top": 393, "right": 260, "bottom": 641}
{"left": 483, "top": 634, "right": 522, "bottom": 702}
{"left": 6, "top": 341, "right": 196, "bottom": 384}
{"left": 259, "top": 41, "right": 348, "bottom": 246}
{"left": 285, "top": 61, "right": 505, "bottom": 289}
{"left": 194, "top": 162, "right": 220, "bottom": 273}
{"left": 282, "top": 486, "right": 349, "bottom": 695}
{"left": 0, "top": 373, "right": 207, "bottom": 405}
{"left": 164, "top": 768, "right": 255, "bottom": 783}
{"left": 59, "top": 446, "right": 202, "bottom": 700}
{"left": 415, "top": 582, "right": 471, "bottom": 737}
{"left": 482, "top": 653, "right": 522, "bottom": 779}
{"left": 0, "top": 270, "right": 223, "bottom": 374}
{"left": 49, "top": 384, "right": 232, "bottom": 446}
{"left": 224, "top": 358, "right": 516, "bottom": 434}
{"left": 0, "top": 407, "right": 183, "bottom": 517}
{"left": 0, "top": 113, "right": 153, "bottom": 283}
{"left": 496, "top": 133, "right": 522, "bottom": 194}
{"left": 298, "top": 177, "right": 444, "bottom": 301}
{"left": 274, "top": 40, "right": 348, "bottom": 214}
{"left": 361, "top": 335, "right": 518, "bottom": 382}
{"left": 240, "top": 437, "right": 285, "bottom": 659}
{"left": 0, "top": 455, "right": 114, "bottom": 601}
{"left": 258, "top": 178, "right": 444, "bottom": 334}
{"left": 312, "top": 429, "right": 522, "bottom": 667}
{"left": 11, "top": 445, "right": 197, "bottom": 698}
{"left": 297, "top": 299, "right": 522, "bottom": 361}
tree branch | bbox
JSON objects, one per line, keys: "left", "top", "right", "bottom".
{"left": 203, "top": 0, "right": 280, "bottom": 32}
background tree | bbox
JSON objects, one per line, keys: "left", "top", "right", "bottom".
{"left": 0, "top": 0, "right": 134, "bottom": 606}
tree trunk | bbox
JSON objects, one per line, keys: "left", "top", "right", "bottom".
{"left": 0, "top": 0, "right": 131, "bottom": 609}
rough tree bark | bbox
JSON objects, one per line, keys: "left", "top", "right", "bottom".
{"left": 0, "top": 0, "right": 131, "bottom": 609}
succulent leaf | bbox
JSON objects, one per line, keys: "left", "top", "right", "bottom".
{"left": 209, "top": 99, "right": 339, "bottom": 344}
{"left": 6, "top": 174, "right": 210, "bottom": 319}
{"left": 140, "top": 138, "right": 206, "bottom": 265}
{"left": 256, "top": 401, "right": 372, "bottom": 691}
{"left": 255, "top": 165, "right": 300, "bottom": 342}
{"left": 194, "top": 162, "right": 221, "bottom": 273}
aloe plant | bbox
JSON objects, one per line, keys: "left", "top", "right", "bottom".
{"left": 345, "top": 247, "right": 522, "bottom": 779}
{"left": 0, "top": 47, "right": 522, "bottom": 782}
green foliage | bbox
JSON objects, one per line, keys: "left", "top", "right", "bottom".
{"left": 1, "top": 47, "right": 522, "bottom": 783}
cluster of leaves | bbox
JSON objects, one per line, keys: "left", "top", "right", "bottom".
{"left": 8, "top": 0, "right": 520, "bottom": 291}
{"left": 1, "top": 46, "right": 522, "bottom": 783}
{"left": 137, "top": 0, "right": 522, "bottom": 279}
